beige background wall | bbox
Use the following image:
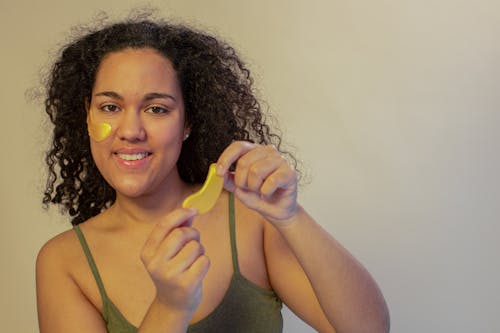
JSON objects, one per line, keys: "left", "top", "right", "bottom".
{"left": 1, "top": 0, "right": 499, "bottom": 332}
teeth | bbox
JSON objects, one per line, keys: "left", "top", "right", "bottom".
{"left": 117, "top": 153, "right": 149, "bottom": 161}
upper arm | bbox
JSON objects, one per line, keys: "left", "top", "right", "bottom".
{"left": 263, "top": 222, "right": 336, "bottom": 333}
{"left": 36, "top": 236, "right": 108, "bottom": 333}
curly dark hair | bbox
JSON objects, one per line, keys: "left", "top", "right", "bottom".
{"left": 42, "top": 17, "right": 295, "bottom": 225}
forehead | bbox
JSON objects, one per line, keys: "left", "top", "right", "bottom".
{"left": 93, "top": 48, "right": 180, "bottom": 93}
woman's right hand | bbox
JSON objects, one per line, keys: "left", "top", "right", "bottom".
{"left": 140, "top": 208, "right": 210, "bottom": 319}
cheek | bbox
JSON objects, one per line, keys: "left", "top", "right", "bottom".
{"left": 151, "top": 122, "right": 185, "bottom": 146}
{"left": 89, "top": 141, "right": 108, "bottom": 174}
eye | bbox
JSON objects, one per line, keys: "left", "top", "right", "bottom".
{"left": 101, "top": 104, "right": 120, "bottom": 113}
{"left": 145, "top": 105, "right": 169, "bottom": 114}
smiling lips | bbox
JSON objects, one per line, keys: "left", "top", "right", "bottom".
{"left": 114, "top": 151, "right": 152, "bottom": 168}
{"left": 117, "top": 152, "right": 150, "bottom": 161}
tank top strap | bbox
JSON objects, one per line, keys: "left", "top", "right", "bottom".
{"left": 73, "top": 225, "right": 108, "bottom": 302}
{"left": 228, "top": 192, "right": 241, "bottom": 274}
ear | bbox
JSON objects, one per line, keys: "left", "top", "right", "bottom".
{"left": 183, "top": 121, "right": 191, "bottom": 141}
{"left": 183, "top": 129, "right": 191, "bottom": 141}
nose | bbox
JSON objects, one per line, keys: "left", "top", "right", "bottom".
{"left": 116, "top": 109, "right": 146, "bottom": 142}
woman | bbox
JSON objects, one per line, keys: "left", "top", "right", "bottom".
{"left": 36, "top": 17, "right": 389, "bottom": 333}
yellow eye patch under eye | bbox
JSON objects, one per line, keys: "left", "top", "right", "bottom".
{"left": 182, "top": 163, "right": 224, "bottom": 214}
{"left": 88, "top": 122, "right": 112, "bottom": 141}
{"left": 88, "top": 111, "right": 112, "bottom": 142}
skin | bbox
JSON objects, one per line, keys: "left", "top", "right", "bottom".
{"left": 36, "top": 47, "right": 390, "bottom": 333}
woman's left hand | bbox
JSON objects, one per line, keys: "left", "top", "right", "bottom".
{"left": 217, "top": 141, "right": 299, "bottom": 225}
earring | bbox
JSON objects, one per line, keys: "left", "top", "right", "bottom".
{"left": 183, "top": 133, "right": 190, "bottom": 141}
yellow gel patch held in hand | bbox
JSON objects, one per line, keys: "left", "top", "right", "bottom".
{"left": 182, "top": 163, "right": 224, "bottom": 214}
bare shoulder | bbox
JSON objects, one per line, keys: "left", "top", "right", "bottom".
{"left": 231, "top": 194, "right": 267, "bottom": 244}
{"left": 35, "top": 225, "right": 93, "bottom": 307}
{"left": 232, "top": 194, "right": 266, "bottom": 228}
{"left": 228, "top": 194, "right": 273, "bottom": 288}
{"left": 36, "top": 225, "right": 108, "bottom": 332}
{"left": 36, "top": 227, "right": 81, "bottom": 272}
{"left": 36, "top": 210, "right": 111, "bottom": 267}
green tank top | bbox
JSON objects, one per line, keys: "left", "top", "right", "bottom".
{"left": 74, "top": 193, "right": 283, "bottom": 333}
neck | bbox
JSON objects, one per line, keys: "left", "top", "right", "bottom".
{"left": 109, "top": 176, "right": 196, "bottom": 227}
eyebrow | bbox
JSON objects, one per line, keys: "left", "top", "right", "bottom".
{"left": 94, "top": 91, "right": 177, "bottom": 102}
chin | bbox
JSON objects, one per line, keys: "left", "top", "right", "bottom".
{"left": 112, "top": 179, "right": 154, "bottom": 199}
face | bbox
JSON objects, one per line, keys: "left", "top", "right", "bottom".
{"left": 87, "top": 47, "right": 189, "bottom": 199}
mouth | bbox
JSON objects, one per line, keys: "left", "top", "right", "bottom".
{"left": 116, "top": 152, "right": 151, "bottom": 161}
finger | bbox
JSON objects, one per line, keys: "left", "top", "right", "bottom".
{"left": 216, "top": 141, "right": 257, "bottom": 176}
{"left": 260, "top": 164, "right": 298, "bottom": 198}
{"left": 188, "top": 255, "right": 211, "bottom": 284}
{"left": 233, "top": 187, "right": 263, "bottom": 211}
{"left": 156, "top": 227, "right": 201, "bottom": 262}
{"left": 245, "top": 155, "right": 285, "bottom": 193}
{"left": 167, "top": 240, "right": 206, "bottom": 275}
{"left": 233, "top": 148, "right": 269, "bottom": 189}
{"left": 141, "top": 208, "right": 197, "bottom": 262}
